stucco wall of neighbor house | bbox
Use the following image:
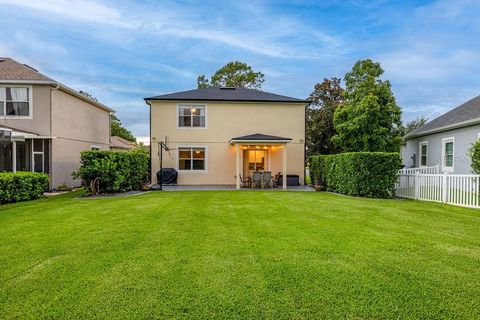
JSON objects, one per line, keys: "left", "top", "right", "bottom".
{"left": 50, "top": 89, "right": 111, "bottom": 188}
{"left": 402, "top": 124, "right": 480, "bottom": 174}
{"left": 0, "top": 84, "right": 52, "bottom": 135}
{"left": 149, "top": 101, "right": 306, "bottom": 185}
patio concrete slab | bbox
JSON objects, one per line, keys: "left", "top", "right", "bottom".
{"left": 151, "top": 184, "right": 315, "bottom": 192}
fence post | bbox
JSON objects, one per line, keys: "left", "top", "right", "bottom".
{"left": 442, "top": 172, "right": 448, "bottom": 203}
{"left": 414, "top": 172, "right": 419, "bottom": 200}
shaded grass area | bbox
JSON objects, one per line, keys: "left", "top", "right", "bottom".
{"left": 0, "top": 191, "right": 479, "bottom": 319}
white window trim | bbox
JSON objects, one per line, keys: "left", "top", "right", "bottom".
{"left": 0, "top": 85, "right": 33, "bottom": 119}
{"left": 176, "top": 103, "right": 208, "bottom": 129}
{"left": 419, "top": 141, "right": 428, "bottom": 167}
{"left": 441, "top": 137, "right": 455, "bottom": 173}
{"left": 90, "top": 145, "right": 102, "bottom": 151}
{"left": 176, "top": 145, "right": 208, "bottom": 173}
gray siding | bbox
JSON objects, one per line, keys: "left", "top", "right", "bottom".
{"left": 402, "top": 124, "right": 480, "bottom": 174}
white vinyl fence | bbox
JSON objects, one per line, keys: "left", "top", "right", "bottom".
{"left": 396, "top": 172, "right": 480, "bottom": 208}
{"left": 398, "top": 165, "right": 439, "bottom": 175}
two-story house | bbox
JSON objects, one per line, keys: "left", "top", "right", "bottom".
{"left": 0, "top": 58, "right": 113, "bottom": 188}
{"left": 145, "top": 86, "right": 307, "bottom": 189}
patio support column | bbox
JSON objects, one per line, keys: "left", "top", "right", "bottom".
{"left": 12, "top": 140, "right": 16, "bottom": 173}
{"left": 282, "top": 144, "right": 287, "bottom": 189}
{"left": 235, "top": 143, "right": 241, "bottom": 190}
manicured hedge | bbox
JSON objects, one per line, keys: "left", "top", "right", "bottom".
{"left": 0, "top": 172, "right": 49, "bottom": 204}
{"left": 72, "top": 150, "right": 149, "bottom": 195}
{"left": 310, "top": 152, "right": 401, "bottom": 198}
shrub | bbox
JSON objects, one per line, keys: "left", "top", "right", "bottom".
{"left": 0, "top": 172, "right": 49, "bottom": 204}
{"left": 469, "top": 140, "right": 480, "bottom": 174}
{"left": 310, "top": 152, "right": 401, "bottom": 198}
{"left": 72, "top": 150, "right": 149, "bottom": 195}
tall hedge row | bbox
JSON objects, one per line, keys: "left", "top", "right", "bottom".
{"left": 72, "top": 150, "right": 149, "bottom": 195}
{"left": 0, "top": 172, "right": 49, "bottom": 204}
{"left": 310, "top": 152, "right": 401, "bottom": 198}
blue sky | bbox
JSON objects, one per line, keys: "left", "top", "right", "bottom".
{"left": 0, "top": 0, "right": 479, "bottom": 142}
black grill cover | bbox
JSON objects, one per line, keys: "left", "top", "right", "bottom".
{"left": 157, "top": 168, "right": 178, "bottom": 184}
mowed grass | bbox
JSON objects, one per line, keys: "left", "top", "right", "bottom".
{"left": 0, "top": 191, "right": 479, "bottom": 319}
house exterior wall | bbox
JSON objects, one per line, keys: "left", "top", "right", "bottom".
{"left": 50, "top": 89, "right": 111, "bottom": 188}
{"left": 402, "top": 124, "right": 480, "bottom": 174}
{"left": 149, "top": 101, "right": 306, "bottom": 185}
{"left": 0, "top": 84, "right": 52, "bottom": 135}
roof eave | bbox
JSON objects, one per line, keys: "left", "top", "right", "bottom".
{"left": 144, "top": 98, "right": 308, "bottom": 104}
{"left": 405, "top": 116, "right": 480, "bottom": 139}
{"left": 229, "top": 139, "right": 292, "bottom": 144}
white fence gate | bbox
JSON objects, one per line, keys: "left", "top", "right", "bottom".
{"left": 396, "top": 172, "right": 480, "bottom": 208}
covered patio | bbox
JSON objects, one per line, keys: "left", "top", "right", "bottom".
{"left": 0, "top": 127, "right": 51, "bottom": 174}
{"left": 230, "top": 133, "right": 293, "bottom": 190}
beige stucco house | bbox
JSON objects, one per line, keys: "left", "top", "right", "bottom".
{"left": 145, "top": 86, "right": 307, "bottom": 189}
{"left": 0, "top": 58, "right": 113, "bottom": 189}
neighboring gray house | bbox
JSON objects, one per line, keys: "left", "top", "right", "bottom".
{"left": 0, "top": 58, "right": 113, "bottom": 188}
{"left": 402, "top": 95, "right": 480, "bottom": 174}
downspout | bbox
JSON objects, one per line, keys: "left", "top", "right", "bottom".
{"left": 146, "top": 100, "right": 152, "bottom": 184}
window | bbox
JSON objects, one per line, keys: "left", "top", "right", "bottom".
{"left": 178, "top": 147, "right": 206, "bottom": 171}
{"left": 419, "top": 141, "right": 428, "bottom": 166}
{"left": 177, "top": 105, "right": 206, "bottom": 128}
{"left": 0, "top": 86, "right": 31, "bottom": 117}
{"left": 32, "top": 139, "right": 44, "bottom": 173}
{"left": 90, "top": 145, "right": 101, "bottom": 151}
{"left": 442, "top": 137, "right": 454, "bottom": 171}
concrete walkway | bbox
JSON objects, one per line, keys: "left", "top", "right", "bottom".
{"left": 151, "top": 184, "right": 315, "bottom": 192}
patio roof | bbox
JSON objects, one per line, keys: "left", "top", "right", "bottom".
{"left": 0, "top": 126, "right": 53, "bottom": 141}
{"left": 229, "top": 133, "right": 292, "bottom": 144}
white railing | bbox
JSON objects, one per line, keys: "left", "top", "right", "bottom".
{"left": 396, "top": 172, "right": 480, "bottom": 208}
{"left": 398, "top": 165, "right": 439, "bottom": 175}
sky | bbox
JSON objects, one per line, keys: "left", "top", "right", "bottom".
{"left": 0, "top": 0, "right": 479, "bottom": 143}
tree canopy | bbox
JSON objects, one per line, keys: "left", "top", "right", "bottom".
{"left": 111, "top": 114, "right": 136, "bottom": 142}
{"left": 197, "top": 61, "right": 265, "bottom": 89}
{"left": 332, "top": 59, "right": 402, "bottom": 152}
{"left": 401, "top": 116, "right": 428, "bottom": 136}
{"left": 306, "top": 78, "right": 344, "bottom": 156}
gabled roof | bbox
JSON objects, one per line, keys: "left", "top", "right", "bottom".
{"left": 111, "top": 136, "right": 136, "bottom": 149}
{"left": 145, "top": 86, "right": 307, "bottom": 103}
{"left": 407, "top": 95, "right": 480, "bottom": 138}
{"left": 230, "top": 133, "right": 292, "bottom": 144}
{"left": 0, "top": 57, "right": 114, "bottom": 112}
{"left": 0, "top": 58, "right": 54, "bottom": 82}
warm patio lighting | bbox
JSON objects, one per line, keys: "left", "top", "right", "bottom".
{"left": 190, "top": 107, "right": 196, "bottom": 113}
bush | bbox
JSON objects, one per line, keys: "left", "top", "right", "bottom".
{"left": 72, "top": 150, "right": 149, "bottom": 195}
{"left": 469, "top": 140, "right": 480, "bottom": 174}
{"left": 310, "top": 152, "right": 401, "bottom": 198}
{"left": 0, "top": 172, "right": 49, "bottom": 204}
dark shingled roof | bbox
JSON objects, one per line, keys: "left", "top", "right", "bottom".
{"left": 407, "top": 95, "right": 480, "bottom": 138}
{"left": 230, "top": 133, "right": 292, "bottom": 142}
{"left": 145, "top": 86, "right": 307, "bottom": 103}
{"left": 0, "top": 58, "right": 54, "bottom": 82}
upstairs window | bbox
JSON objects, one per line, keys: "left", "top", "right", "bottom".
{"left": 178, "top": 105, "right": 206, "bottom": 128}
{"left": 0, "top": 87, "right": 31, "bottom": 117}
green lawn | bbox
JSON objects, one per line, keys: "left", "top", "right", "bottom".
{"left": 1, "top": 191, "right": 479, "bottom": 319}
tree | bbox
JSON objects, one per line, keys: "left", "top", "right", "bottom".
{"left": 332, "top": 59, "right": 402, "bottom": 152}
{"left": 401, "top": 116, "right": 428, "bottom": 136}
{"left": 111, "top": 114, "right": 136, "bottom": 142}
{"left": 197, "top": 61, "right": 265, "bottom": 89}
{"left": 78, "top": 90, "right": 98, "bottom": 101}
{"left": 306, "top": 78, "right": 344, "bottom": 156}
{"left": 470, "top": 140, "right": 480, "bottom": 174}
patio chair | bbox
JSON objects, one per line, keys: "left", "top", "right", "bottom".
{"left": 239, "top": 174, "right": 252, "bottom": 188}
{"left": 252, "top": 171, "right": 262, "bottom": 189}
{"left": 262, "top": 171, "right": 273, "bottom": 188}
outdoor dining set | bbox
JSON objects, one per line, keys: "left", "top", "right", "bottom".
{"left": 239, "top": 171, "right": 280, "bottom": 189}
